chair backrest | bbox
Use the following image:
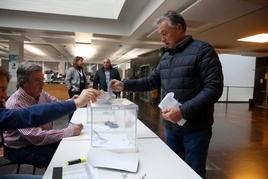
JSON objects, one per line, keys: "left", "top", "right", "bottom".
{"left": 0, "top": 131, "right": 4, "bottom": 144}
{"left": 0, "top": 131, "right": 4, "bottom": 157}
{"left": 0, "top": 131, "right": 5, "bottom": 152}
{"left": 0, "top": 131, "right": 8, "bottom": 156}
{"left": 0, "top": 131, "right": 15, "bottom": 168}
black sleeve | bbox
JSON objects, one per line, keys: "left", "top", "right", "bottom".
{"left": 116, "top": 69, "right": 121, "bottom": 81}
{"left": 93, "top": 71, "right": 99, "bottom": 90}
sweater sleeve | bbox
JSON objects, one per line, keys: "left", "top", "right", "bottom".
{"left": 0, "top": 100, "right": 76, "bottom": 131}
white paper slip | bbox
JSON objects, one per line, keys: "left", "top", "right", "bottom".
{"left": 158, "top": 92, "right": 179, "bottom": 110}
{"left": 62, "top": 163, "right": 99, "bottom": 179}
{"left": 96, "top": 81, "right": 116, "bottom": 104}
{"left": 159, "top": 92, "right": 186, "bottom": 126}
{"left": 87, "top": 148, "right": 139, "bottom": 173}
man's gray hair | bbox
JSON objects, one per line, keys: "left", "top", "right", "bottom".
{"left": 17, "top": 62, "right": 42, "bottom": 87}
{"left": 155, "top": 10, "right": 187, "bottom": 32}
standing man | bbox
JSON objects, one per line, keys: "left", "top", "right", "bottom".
{"left": 4, "top": 62, "right": 83, "bottom": 168}
{"left": 111, "top": 11, "right": 223, "bottom": 178}
{"left": 93, "top": 58, "right": 121, "bottom": 92}
{"left": 66, "top": 56, "right": 88, "bottom": 98}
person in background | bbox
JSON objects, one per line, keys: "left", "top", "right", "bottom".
{"left": 65, "top": 56, "right": 88, "bottom": 98}
{"left": 111, "top": 11, "right": 223, "bottom": 179}
{"left": 3, "top": 62, "right": 84, "bottom": 168}
{"left": 0, "top": 67, "right": 100, "bottom": 179}
{"left": 93, "top": 58, "right": 121, "bottom": 92}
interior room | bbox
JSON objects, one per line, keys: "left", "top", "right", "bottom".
{"left": 0, "top": 0, "right": 268, "bottom": 179}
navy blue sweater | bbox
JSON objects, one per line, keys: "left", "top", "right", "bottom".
{"left": 0, "top": 100, "right": 76, "bottom": 131}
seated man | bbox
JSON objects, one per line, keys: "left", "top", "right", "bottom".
{"left": 0, "top": 67, "right": 101, "bottom": 179}
{"left": 4, "top": 62, "right": 83, "bottom": 168}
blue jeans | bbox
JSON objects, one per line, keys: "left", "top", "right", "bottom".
{"left": 164, "top": 127, "right": 212, "bottom": 179}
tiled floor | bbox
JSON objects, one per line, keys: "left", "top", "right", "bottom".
{"left": 135, "top": 99, "right": 268, "bottom": 179}
{"left": 1, "top": 100, "right": 268, "bottom": 179}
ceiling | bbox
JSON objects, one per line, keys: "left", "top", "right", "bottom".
{"left": 0, "top": 0, "right": 268, "bottom": 64}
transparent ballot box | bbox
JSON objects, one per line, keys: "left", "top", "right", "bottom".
{"left": 88, "top": 98, "right": 138, "bottom": 152}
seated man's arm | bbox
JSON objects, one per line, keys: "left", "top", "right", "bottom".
{"left": 17, "top": 125, "right": 77, "bottom": 146}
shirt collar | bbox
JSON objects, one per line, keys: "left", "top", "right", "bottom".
{"left": 17, "top": 87, "right": 39, "bottom": 104}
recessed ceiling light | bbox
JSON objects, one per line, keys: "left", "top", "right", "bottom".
{"left": 75, "top": 44, "right": 96, "bottom": 58}
{"left": 119, "top": 48, "right": 153, "bottom": 60}
{"left": 237, "top": 33, "right": 268, "bottom": 43}
{"left": 24, "top": 44, "right": 46, "bottom": 56}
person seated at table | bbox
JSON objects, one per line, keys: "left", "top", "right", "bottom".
{"left": 3, "top": 62, "right": 84, "bottom": 168}
{"left": 0, "top": 67, "right": 101, "bottom": 179}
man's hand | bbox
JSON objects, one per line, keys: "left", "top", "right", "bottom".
{"left": 74, "top": 88, "right": 101, "bottom": 108}
{"left": 110, "top": 79, "right": 124, "bottom": 92}
{"left": 162, "top": 107, "right": 182, "bottom": 124}
{"left": 72, "top": 123, "right": 83, "bottom": 136}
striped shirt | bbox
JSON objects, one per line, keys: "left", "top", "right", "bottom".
{"left": 4, "top": 87, "right": 75, "bottom": 149}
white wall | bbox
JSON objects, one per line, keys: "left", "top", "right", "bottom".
{"left": 116, "top": 62, "right": 131, "bottom": 79}
{"left": 219, "top": 54, "right": 256, "bottom": 102}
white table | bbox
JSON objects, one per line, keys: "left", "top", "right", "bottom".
{"left": 43, "top": 138, "right": 201, "bottom": 179}
{"left": 43, "top": 108, "right": 201, "bottom": 179}
{"left": 64, "top": 108, "right": 158, "bottom": 141}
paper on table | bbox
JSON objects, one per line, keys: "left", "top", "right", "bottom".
{"left": 87, "top": 148, "right": 139, "bottom": 173}
{"left": 158, "top": 92, "right": 186, "bottom": 126}
{"left": 62, "top": 162, "right": 99, "bottom": 179}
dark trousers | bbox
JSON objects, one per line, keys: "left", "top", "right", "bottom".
{"left": 164, "top": 127, "right": 212, "bottom": 179}
{"left": 5, "top": 141, "right": 60, "bottom": 168}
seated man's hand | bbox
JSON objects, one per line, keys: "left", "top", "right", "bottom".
{"left": 74, "top": 88, "right": 101, "bottom": 108}
{"left": 110, "top": 79, "right": 124, "bottom": 92}
{"left": 162, "top": 107, "right": 182, "bottom": 124}
{"left": 72, "top": 123, "right": 83, "bottom": 136}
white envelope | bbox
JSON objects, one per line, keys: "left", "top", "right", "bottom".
{"left": 158, "top": 92, "right": 186, "bottom": 126}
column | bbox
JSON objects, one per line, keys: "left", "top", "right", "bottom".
{"left": 7, "top": 39, "right": 24, "bottom": 96}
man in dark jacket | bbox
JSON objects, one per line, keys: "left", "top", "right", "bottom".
{"left": 111, "top": 11, "right": 223, "bottom": 179}
{"left": 93, "top": 58, "right": 121, "bottom": 91}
